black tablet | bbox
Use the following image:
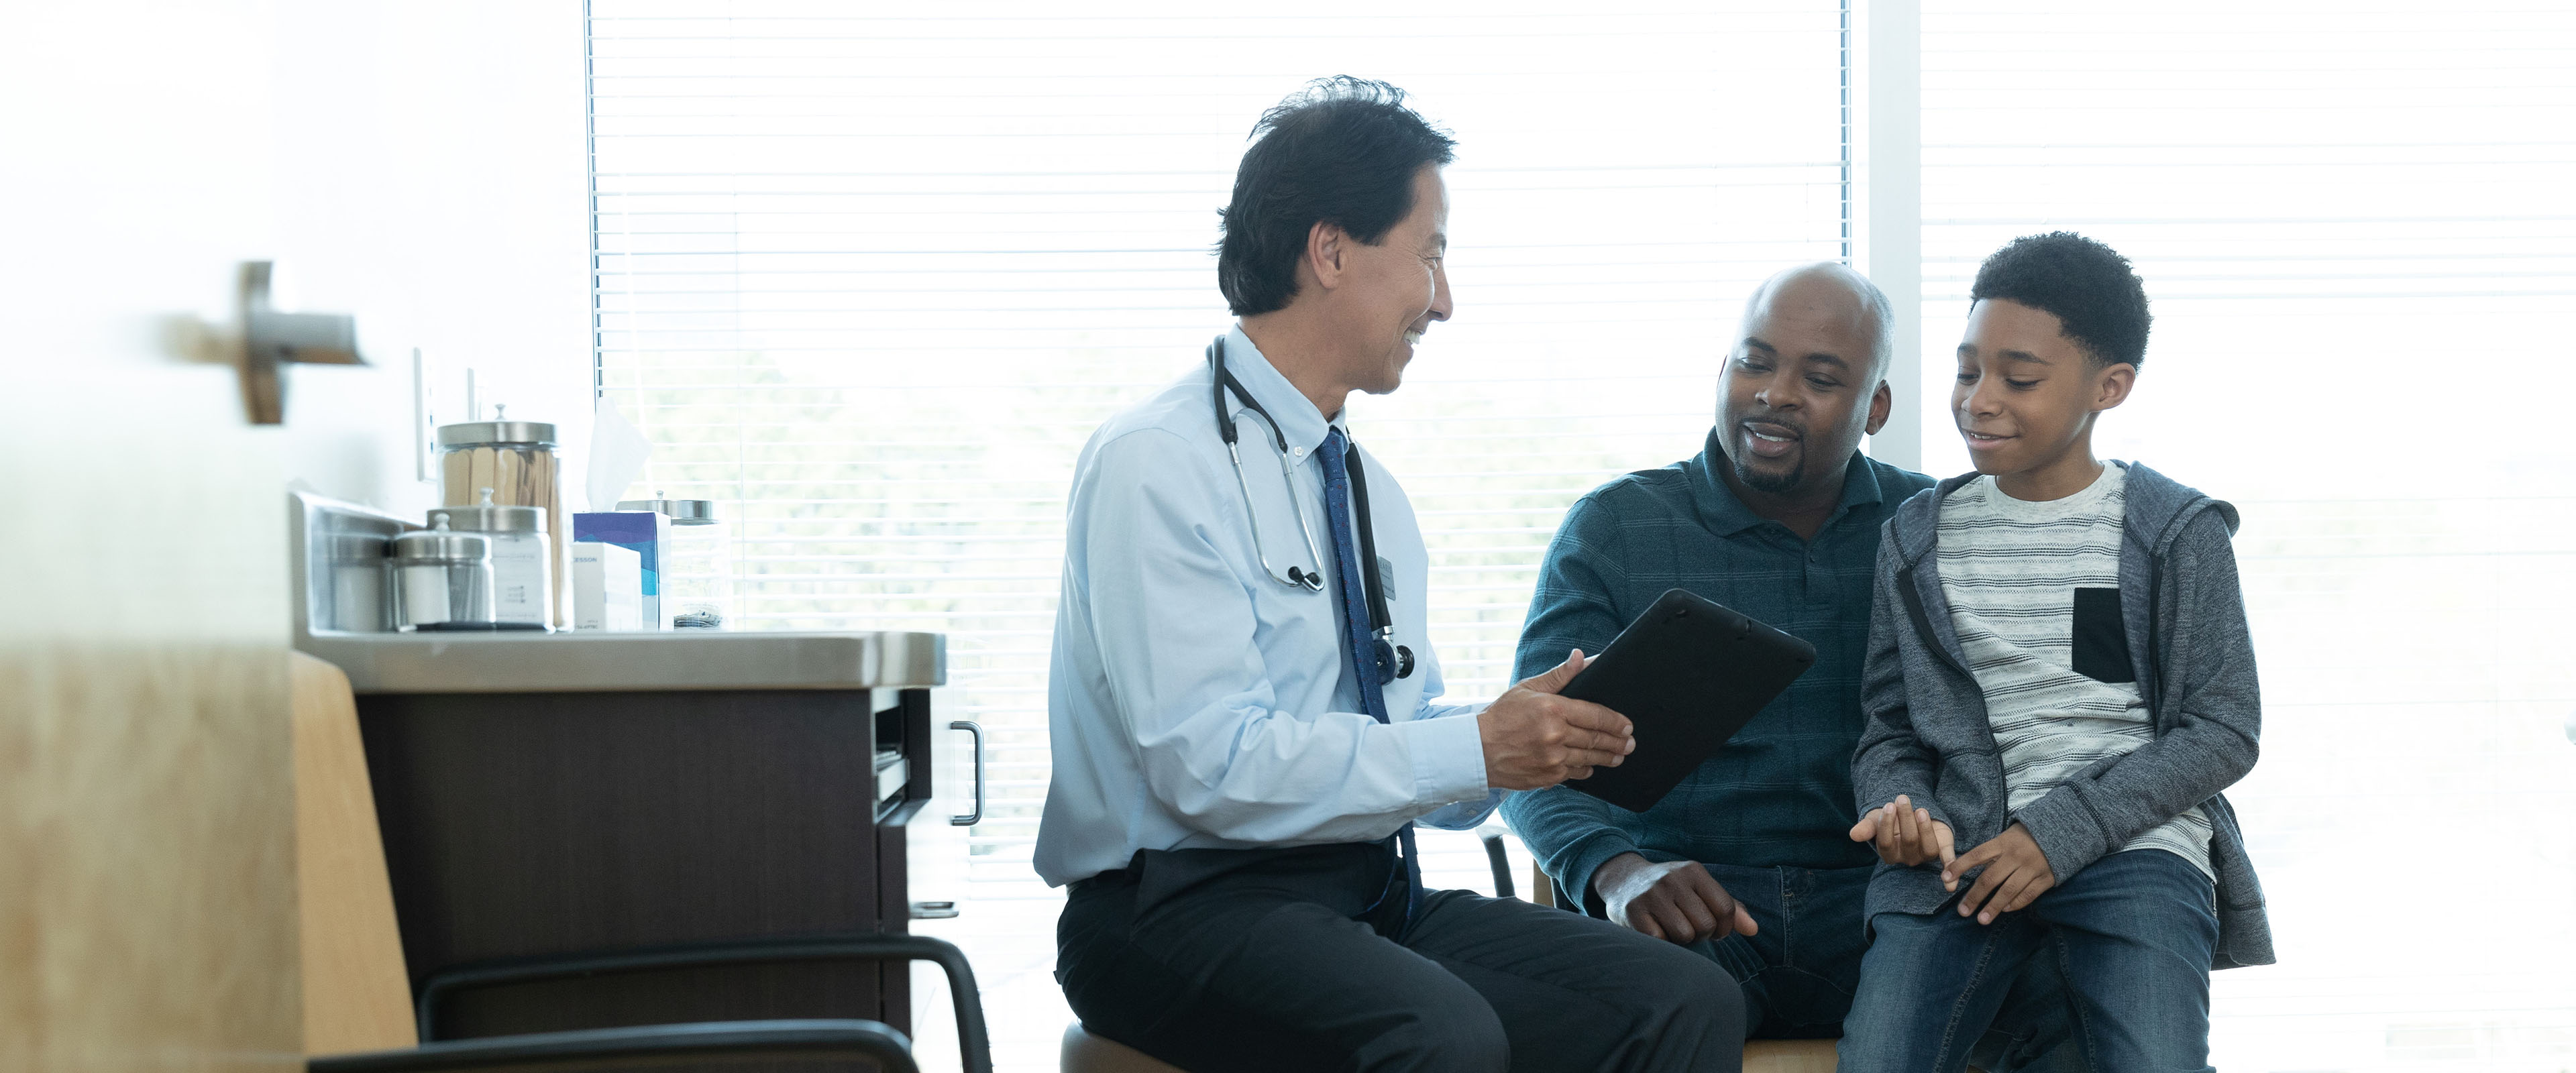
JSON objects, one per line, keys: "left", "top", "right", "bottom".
{"left": 1555, "top": 588, "right": 1817, "bottom": 813}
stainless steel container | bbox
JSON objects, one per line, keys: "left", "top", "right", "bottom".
{"left": 323, "top": 529, "right": 392, "bottom": 632}
{"left": 613, "top": 496, "right": 718, "bottom": 524}
{"left": 429, "top": 488, "right": 551, "bottom": 630}
{"left": 391, "top": 519, "right": 498, "bottom": 632}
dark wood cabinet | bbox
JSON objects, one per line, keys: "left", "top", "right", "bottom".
{"left": 356, "top": 685, "right": 937, "bottom": 1041}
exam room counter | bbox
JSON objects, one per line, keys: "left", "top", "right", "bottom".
{"left": 291, "top": 491, "right": 957, "bottom": 1043}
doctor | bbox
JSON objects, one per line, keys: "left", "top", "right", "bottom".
{"left": 1035, "top": 78, "right": 1745, "bottom": 1073}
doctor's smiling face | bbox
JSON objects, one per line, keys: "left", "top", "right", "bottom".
{"left": 1221, "top": 78, "right": 1458, "bottom": 418}
{"left": 1335, "top": 165, "right": 1452, "bottom": 397}
{"left": 1717, "top": 264, "right": 1893, "bottom": 500}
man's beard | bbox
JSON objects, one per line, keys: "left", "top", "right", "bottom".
{"left": 1733, "top": 453, "right": 1806, "bottom": 496}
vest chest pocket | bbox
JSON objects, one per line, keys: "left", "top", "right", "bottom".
{"left": 2071, "top": 587, "right": 2135, "bottom": 683}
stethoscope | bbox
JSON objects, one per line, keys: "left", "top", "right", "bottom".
{"left": 1209, "top": 336, "right": 1417, "bottom": 681}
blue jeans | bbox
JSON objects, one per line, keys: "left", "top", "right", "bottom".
{"left": 1687, "top": 864, "right": 2081, "bottom": 1070}
{"left": 1837, "top": 849, "right": 2219, "bottom": 1073}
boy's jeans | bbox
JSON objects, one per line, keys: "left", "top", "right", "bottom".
{"left": 1686, "top": 863, "right": 2080, "bottom": 1071}
{"left": 1837, "top": 848, "right": 2220, "bottom": 1073}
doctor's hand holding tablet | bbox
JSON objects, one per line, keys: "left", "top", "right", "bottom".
{"left": 1478, "top": 648, "right": 1633, "bottom": 789}
{"left": 1489, "top": 585, "right": 1823, "bottom": 796}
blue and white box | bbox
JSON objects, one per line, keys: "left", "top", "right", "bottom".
{"left": 573, "top": 510, "right": 672, "bottom": 630}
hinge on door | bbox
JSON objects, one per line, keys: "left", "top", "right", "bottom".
{"left": 238, "top": 260, "right": 364, "bottom": 425}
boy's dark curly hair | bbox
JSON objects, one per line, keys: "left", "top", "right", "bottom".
{"left": 1969, "top": 232, "right": 2152, "bottom": 368}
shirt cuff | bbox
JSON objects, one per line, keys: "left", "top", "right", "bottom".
{"left": 1559, "top": 829, "right": 1646, "bottom": 917}
{"left": 1393, "top": 710, "right": 1489, "bottom": 807}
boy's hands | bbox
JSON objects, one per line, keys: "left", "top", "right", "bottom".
{"left": 1848, "top": 794, "right": 1955, "bottom": 872}
{"left": 1945, "top": 822, "right": 2055, "bottom": 924}
{"left": 1592, "top": 853, "right": 1758, "bottom": 944}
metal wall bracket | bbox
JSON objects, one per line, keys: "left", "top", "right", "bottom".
{"left": 239, "top": 260, "right": 364, "bottom": 425}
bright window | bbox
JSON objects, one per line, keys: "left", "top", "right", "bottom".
{"left": 1917, "top": 1, "right": 2576, "bottom": 1067}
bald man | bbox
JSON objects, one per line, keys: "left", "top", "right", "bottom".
{"left": 1502, "top": 265, "right": 2078, "bottom": 1067}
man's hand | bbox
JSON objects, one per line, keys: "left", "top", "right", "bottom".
{"left": 1847, "top": 794, "right": 1955, "bottom": 877}
{"left": 1591, "top": 853, "right": 1758, "bottom": 944}
{"left": 1479, "top": 649, "right": 1634, "bottom": 791}
{"left": 1945, "top": 822, "right": 2055, "bottom": 925}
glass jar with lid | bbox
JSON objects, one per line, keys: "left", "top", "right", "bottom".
{"left": 437, "top": 407, "right": 566, "bottom": 628}
{"left": 617, "top": 492, "right": 732, "bottom": 629}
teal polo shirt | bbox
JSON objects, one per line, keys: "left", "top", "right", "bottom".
{"left": 1500, "top": 431, "right": 1933, "bottom": 909}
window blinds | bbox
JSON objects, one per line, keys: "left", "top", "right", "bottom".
{"left": 588, "top": 4, "right": 1846, "bottom": 1066}
{"left": 1919, "top": 2, "right": 2576, "bottom": 1066}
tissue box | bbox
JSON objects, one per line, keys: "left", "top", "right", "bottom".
{"left": 570, "top": 541, "right": 643, "bottom": 631}
{"left": 573, "top": 510, "right": 669, "bottom": 630}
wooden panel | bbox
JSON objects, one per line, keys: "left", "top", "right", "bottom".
{"left": 291, "top": 653, "right": 416, "bottom": 1055}
{"left": 1744, "top": 1039, "right": 1839, "bottom": 1072}
{"left": 1, "top": 638, "right": 301, "bottom": 1073}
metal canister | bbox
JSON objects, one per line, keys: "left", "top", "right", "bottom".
{"left": 428, "top": 488, "right": 551, "bottom": 630}
{"left": 390, "top": 518, "right": 498, "bottom": 632}
{"left": 324, "top": 530, "right": 393, "bottom": 632}
{"left": 613, "top": 495, "right": 718, "bottom": 525}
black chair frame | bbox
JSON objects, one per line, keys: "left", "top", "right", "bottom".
{"left": 408, "top": 932, "right": 991, "bottom": 1073}
{"left": 1478, "top": 831, "right": 1515, "bottom": 899}
{"left": 313, "top": 1019, "right": 916, "bottom": 1072}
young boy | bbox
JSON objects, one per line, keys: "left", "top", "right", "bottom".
{"left": 1836, "top": 232, "right": 2273, "bottom": 1072}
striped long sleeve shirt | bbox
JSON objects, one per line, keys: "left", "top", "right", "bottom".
{"left": 1934, "top": 461, "right": 2212, "bottom": 879}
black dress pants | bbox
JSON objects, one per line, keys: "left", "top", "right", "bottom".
{"left": 1057, "top": 842, "right": 1744, "bottom": 1073}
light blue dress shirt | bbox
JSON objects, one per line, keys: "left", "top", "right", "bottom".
{"left": 1033, "top": 325, "right": 1500, "bottom": 887}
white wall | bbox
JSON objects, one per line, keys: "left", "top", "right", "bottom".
{"left": 268, "top": 0, "right": 594, "bottom": 520}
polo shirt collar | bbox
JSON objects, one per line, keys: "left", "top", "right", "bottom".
{"left": 1691, "top": 426, "right": 1887, "bottom": 536}
{"left": 1220, "top": 324, "right": 1342, "bottom": 453}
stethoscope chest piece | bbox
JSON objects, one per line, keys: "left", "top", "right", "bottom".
{"left": 1377, "top": 638, "right": 1416, "bottom": 681}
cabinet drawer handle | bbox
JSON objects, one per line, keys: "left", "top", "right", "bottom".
{"left": 949, "top": 720, "right": 983, "bottom": 827}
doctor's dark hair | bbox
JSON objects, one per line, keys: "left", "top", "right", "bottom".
{"left": 1969, "top": 231, "right": 2153, "bottom": 369}
{"left": 1218, "top": 77, "right": 1456, "bottom": 317}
